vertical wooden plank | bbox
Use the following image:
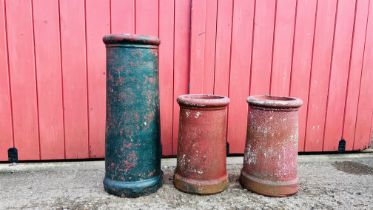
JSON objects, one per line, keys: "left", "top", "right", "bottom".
{"left": 33, "top": 0, "right": 65, "bottom": 159}
{"left": 354, "top": 0, "right": 373, "bottom": 150}
{"left": 214, "top": 0, "right": 233, "bottom": 96}
{"left": 189, "top": 0, "right": 217, "bottom": 94}
{"left": 342, "top": 0, "right": 370, "bottom": 151}
{"left": 0, "top": 0, "right": 14, "bottom": 161}
{"left": 59, "top": 0, "right": 89, "bottom": 159}
{"left": 86, "top": 0, "right": 110, "bottom": 158}
{"left": 6, "top": 0, "right": 40, "bottom": 160}
{"left": 111, "top": 0, "right": 135, "bottom": 34}
{"left": 305, "top": 0, "right": 338, "bottom": 152}
{"left": 323, "top": 0, "right": 357, "bottom": 151}
{"left": 203, "top": 0, "right": 218, "bottom": 94}
{"left": 250, "top": 0, "right": 276, "bottom": 95}
{"left": 135, "top": 0, "right": 158, "bottom": 36}
{"left": 159, "top": 0, "right": 175, "bottom": 156}
{"left": 270, "top": 0, "right": 297, "bottom": 96}
{"left": 227, "top": 0, "right": 255, "bottom": 153}
{"left": 173, "top": 0, "right": 191, "bottom": 154}
{"left": 189, "top": 0, "right": 206, "bottom": 93}
{"left": 290, "top": 0, "right": 317, "bottom": 152}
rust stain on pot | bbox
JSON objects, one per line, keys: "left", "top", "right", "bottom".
{"left": 240, "top": 95, "right": 303, "bottom": 197}
{"left": 174, "top": 94, "right": 230, "bottom": 195}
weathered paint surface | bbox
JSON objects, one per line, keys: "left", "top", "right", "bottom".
{"left": 1, "top": 0, "right": 373, "bottom": 161}
{"left": 103, "top": 34, "right": 163, "bottom": 198}
{"left": 174, "top": 94, "right": 229, "bottom": 195}
{"left": 240, "top": 95, "right": 302, "bottom": 197}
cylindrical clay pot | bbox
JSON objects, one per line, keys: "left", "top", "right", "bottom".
{"left": 103, "top": 34, "right": 163, "bottom": 197}
{"left": 174, "top": 94, "right": 230, "bottom": 195}
{"left": 240, "top": 95, "right": 303, "bottom": 197}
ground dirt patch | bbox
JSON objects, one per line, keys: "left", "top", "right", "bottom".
{"left": 332, "top": 161, "right": 373, "bottom": 175}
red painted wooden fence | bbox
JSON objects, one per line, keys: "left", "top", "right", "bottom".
{"left": 0, "top": 0, "right": 372, "bottom": 161}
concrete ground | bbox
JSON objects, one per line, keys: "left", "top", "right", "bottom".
{"left": 1, "top": 152, "right": 373, "bottom": 210}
